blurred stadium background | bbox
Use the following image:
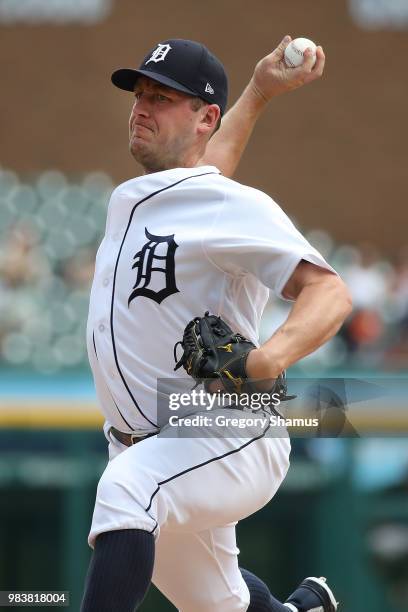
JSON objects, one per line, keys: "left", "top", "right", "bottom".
{"left": 1, "top": 1, "right": 407, "bottom": 610}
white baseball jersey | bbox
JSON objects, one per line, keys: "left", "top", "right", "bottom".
{"left": 86, "top": 165, "right": 334, "bottom": 435}
{"left": 87, "top": 165, "right": 337, "bottom": 610}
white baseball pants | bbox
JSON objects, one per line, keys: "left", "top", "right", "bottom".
{"left": 88, "top": 411, "right": 290, "bottom": 612}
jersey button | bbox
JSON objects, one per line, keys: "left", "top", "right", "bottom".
{"left": 98, "top": 324, "right": 105, "bottom": 332}
{"left": 103, "top": 278, "right": 109, "bottom": 287}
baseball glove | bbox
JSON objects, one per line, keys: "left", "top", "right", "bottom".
{"left": 174, "top": 311, "right": 292, "bottom": 399}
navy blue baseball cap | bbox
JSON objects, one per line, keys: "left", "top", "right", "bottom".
{"left": 111, "top": 39, "right": 228, "bottom": 115}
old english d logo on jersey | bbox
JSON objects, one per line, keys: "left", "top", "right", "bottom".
{"left": 128, "top": 228, "right": 179, "bottom": 305}
{"left": 145, "top": 43, "right": 172, "bottom": 64}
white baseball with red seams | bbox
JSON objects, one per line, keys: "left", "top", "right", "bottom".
{"left": 86, "top": 165, "right": 336, "bottom": 611}
{"left": 284, "top": 37, "right": 317, "bottom": 68}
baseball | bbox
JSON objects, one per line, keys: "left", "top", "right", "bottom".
{"left": 284, "top": 37, "right": 317, "bottom": 68}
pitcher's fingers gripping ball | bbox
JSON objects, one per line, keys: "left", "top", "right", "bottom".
{"left": 284, "top": 37, "right": 317, "bottom": 68}
{"left": 251, "top": 34, "right": 325, "bottom": 100}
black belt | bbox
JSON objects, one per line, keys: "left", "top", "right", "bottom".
{"left": 109, "top": 426, "right": 157, "bottom": 447}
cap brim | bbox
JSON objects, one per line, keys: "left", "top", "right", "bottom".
{"left": 111, "top": 68, "right": 197, "bottom": 96}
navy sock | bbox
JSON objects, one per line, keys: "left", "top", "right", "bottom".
{"left": 241, "top": 568, "right": 288, "bottom": 612}
{"left": 81, "top": 529, "right": 155, "bottom": 612}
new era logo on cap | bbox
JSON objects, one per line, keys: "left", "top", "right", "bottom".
{"left": 111, "top": 39, "right": 228, "bottom": 115}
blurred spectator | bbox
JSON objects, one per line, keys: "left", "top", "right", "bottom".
{"left": 342, "top": 242, "right": 391, "bottom": 311}
{"left": 391, "top": 247, "right": 408, "bottom": 326}
{"left": 0, "top": 221, "right": 48, "bottom": 288}
{"left": 61, "top": 247, "right": 98, "bottom": 290}
{"left": 340, "top": 242, "right": 390, "bottom": 357}
{"left": 385, "top": 246, "right": 408, "bottom": 367}
{"left": 0, "top": 221, "right": 50, "bottom": 346}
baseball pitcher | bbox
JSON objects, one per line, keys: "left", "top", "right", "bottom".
{"left": 81, "top": 37, "right": 351, "bottom": 612}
